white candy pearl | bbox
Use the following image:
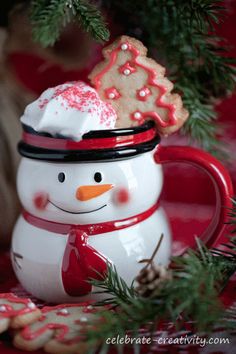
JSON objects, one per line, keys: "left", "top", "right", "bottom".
{"left": 134, "top": 112, "right": 142, "bottom": 119}
{"left": 139, "top": 90, "right": 146, "bottom": 97}
{"left": 28, "top": 302, "right": 36, "bottom": 309}
{"left": 80, "top": 316, "right": 88, "bottom": 322}
{"left": 108, "top": 93, "right": 115, "bottom": 99}
{"left": 123, "top": 69, "right": 131, "bottom": 76}
{"left": 121, "top": 43, "right": 128, "bottom": 51}
{"left": 59, "top": 308, "right": 69, "bottom": 315}
{"left": 0, "top": 305, "right": 6, "bottom": 312}
{"left": 87, "top": 305, "right": 93, "bottom": 310}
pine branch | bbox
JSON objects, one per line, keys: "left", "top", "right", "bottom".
{"left": 30, "top": 0, "right": 109, "bottom": 47}
{"left": 87, "top": 238, "right": 236, "bottom": 352}
{"left": 85, "top": 199, "right": 236, "bottom": 352}
{"left": 73, "top": 0, "right": 109, "bottom": 43}
{"left": 91, "top": 264, "right": 137, "bottom": 306}
{"left": 30, "top": 0, "right": 70, "bottom": 47}
{"left": 102, "top": 0, "right": 236, "bottom": 154}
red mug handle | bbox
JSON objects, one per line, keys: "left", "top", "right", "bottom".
{"left": 154, "top": 145, "right": 234, "bottom": 248}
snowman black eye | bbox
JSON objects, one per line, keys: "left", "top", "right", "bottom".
{"left": 94, "top": 172, "right": 102, "bottom": 183}
{"left": 58, "top": 172, "right": 65, "bottom": 183}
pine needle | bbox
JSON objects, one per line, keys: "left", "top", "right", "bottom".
{"left": 30, "top": 0, "right": 109, "bottom": 47}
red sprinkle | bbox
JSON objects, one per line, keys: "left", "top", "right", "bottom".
{"left": 37, "top": 82, "right": 116, "bottom": 127}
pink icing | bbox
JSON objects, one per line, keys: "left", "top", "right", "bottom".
{"left": 20, "top": 303, "right": 97, "bottom": 343}
{"left": 0, "top": 293, "right": 38, "bottom": 318}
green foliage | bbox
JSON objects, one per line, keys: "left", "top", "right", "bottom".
{"left": 30, "top": 0, "right": 109, "bottom": 47}
{"left": 102, "top": 0, "right": 236, "bottom": 155}
{"left": 92, "top": 264, "right": 136, "bottom": 305}
{"left": 86, "top": 237, "right": 236, "bottom": 352}
{"left": 84, "top": 200, "right": 236, "bottom": 352}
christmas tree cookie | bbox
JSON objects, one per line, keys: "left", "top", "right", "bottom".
{"left": 89, "top": 35, "right": 189, "bottom": 135}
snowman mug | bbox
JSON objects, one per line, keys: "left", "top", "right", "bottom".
{"left": 12, "top": 121, "right": 233, "bottom": 303}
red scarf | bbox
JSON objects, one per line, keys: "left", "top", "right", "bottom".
{"left": 23, "top": 203, "right": 159, "bottom": 296}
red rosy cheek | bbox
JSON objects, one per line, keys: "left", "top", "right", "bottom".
{"left": 114, "top": 188, "right": 130, "bottom": 205}
{"left": 33, "top": 192, "right": 49, "bottom": 210}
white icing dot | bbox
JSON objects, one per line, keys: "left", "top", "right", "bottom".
{"left": 108, "top": 93, "right": 115, "bottom": 99}
{"left": 0, "top": 305, "right": 6, "bottom": 312}
{"left": 121, "top": 43, "right": 128, "bottom": 51}
{"left": 59, "top": 308, "right": 69, "bottom": 315}
{"left": 123, "top": 69, "right": 131, "bottom": 76}
{"left": 139, "top": 90, "right": 146, "bottom": 97}
{"left": 27, "top": 302, "right": 36, "bottom": 310}
{"left": 87, "top": 305, "right": 93, "bottom": 310}
{"left": 80, "top": 316, "right": 88, "bottom": 322}
{"left": 134, "top": 112, "right": 142, "bottom": 119}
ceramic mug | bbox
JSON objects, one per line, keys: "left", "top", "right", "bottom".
{"left": 11, "top": 121, "right": 233, "bottom": 303}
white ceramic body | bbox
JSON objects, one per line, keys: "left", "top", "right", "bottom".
{"left": 11, "top": 148, "right": 172, "bottom": 303}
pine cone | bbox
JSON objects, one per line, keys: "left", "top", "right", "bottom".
{"left": 135, "top": 263, "right": 172, "bottom": 298}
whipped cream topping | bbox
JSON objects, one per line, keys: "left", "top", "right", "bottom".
{"left": 21, "top": 81, "right": 117, "bottom": 141}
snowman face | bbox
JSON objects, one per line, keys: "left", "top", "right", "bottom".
{"left": 17, "top": 151, "right": 163, "bottom": 224}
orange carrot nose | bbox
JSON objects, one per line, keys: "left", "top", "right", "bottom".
{"left": 76, "top": 184, "right": 114, "bottom": 201}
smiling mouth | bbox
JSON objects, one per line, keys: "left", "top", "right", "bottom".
{"left": 48, "top": 200, "right": 107, "bottom": 214}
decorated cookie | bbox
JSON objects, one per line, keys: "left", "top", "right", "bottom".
{"left": 14, "top": 303, "right": 103, "bottom": 353}
{"left": 89, "top": 35, "right": 189, "bottom": 135}
{"left": 0, "top": 293, "right": 41, "bottom": 333}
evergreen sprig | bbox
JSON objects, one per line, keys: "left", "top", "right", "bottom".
{"left": 92, "top": 264, "right": 136, "bottom": 305}
{"left": 85, "top": 237, "right": 236, "bottom": 353}
{"left": 30, "top": 0, "right": 109, "bottom": 47}
{"left": 102, "top": 0, "right": 236, "bottom": 155}
{"left": 72, "top": 0, "right": 109, "bottom": 43}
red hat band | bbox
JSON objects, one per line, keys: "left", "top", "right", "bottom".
{"left": 18, "top": 121, "right": 160, "bottom": 162}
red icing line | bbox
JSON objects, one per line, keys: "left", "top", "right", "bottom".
{"left": 92, "top": 41, "right": 177, "bottom": 127}
{"left": 22, "top": 322, "right": 69, "bottom": 341}
{"left": 22, "top": 127, "right": 156, "bottom": 150}
{"left": 56, "top": 311, "right": 70, "bottom": 317}
{"left": 21, "top": 303, "right": 98, "bottom": 342}
{"left": 41, "top": 303, "right": 91, "bottom": 313}
{"left": 0, "top": 293, "right": 37, "bottom": 317}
